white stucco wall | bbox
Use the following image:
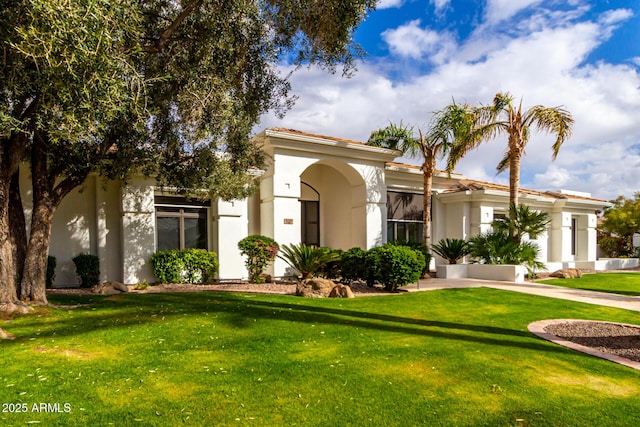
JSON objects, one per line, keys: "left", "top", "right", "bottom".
{"left": 212, "top": 199, "right": 249, "bottom": 280}
{"left": 121, "top": 178, "right": 156, "bottom": 284}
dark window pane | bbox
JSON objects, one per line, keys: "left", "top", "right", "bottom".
{"left": 387, "top": 192, "right": 423, "bottom": 220}
{"left": 387, "top": 222, "right": 395, "bottom": 241}
{"left": 157, "top": 217, "right": 180, "bottom": 251}
{"left": 184, "top": 216, "right": 208, "bottom": 249}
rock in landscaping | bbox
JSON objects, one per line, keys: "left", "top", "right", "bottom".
{"left": 0, "top": 327, "right": 15, "bottom": 340}
{"left": 296, "top": 278, "right": 336, "bottom": 298}
{"left": 549, "top": 268, "right": 582, "bottom": 279}
{"left": 329, "top": 283, "right": 355, "bottom": 298}
{"left": 92, "top": 281, "right": 129, "bottom": 294}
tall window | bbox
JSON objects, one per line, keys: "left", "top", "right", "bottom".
{"left": 387, "top": 191, "right": 424, "bottom": 243}
{"left": 155, "top": 196, "right": 209, "bottom": 251}
{"left": 571, "top": 217, "right": 578, "bottom": 256}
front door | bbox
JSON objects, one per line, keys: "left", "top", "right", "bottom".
{"left": 301, "top": 200, "right": 320, "bottom": 246}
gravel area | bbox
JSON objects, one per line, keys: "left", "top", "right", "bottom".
{"left": 544, "top": 321, "right": 640, "bottom": 363}
{"left": 47, "top": 280, "right": 389, "bottom": 296}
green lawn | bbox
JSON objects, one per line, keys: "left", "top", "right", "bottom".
{"left": 539, "top": 272, "right": 640, "bottom": 296}
{"left": 1, "top": 289, "right": 639, "bottom": 426}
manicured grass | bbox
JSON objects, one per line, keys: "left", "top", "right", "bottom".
{"left": 1, "top": 289, "right": 639, "bottom": 426}
{"left": 539, "top": 272, "right": 640, "bottom": 296}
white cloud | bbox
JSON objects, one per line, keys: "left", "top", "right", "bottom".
{"left": 381, "top": 19, "right": 456, "bottom": 62}
{"left": 483, "top": 0, "right": 544, "bottom": 25}
{"left": 430, "top": 0, "right": 451, "bottom": 14}
{"left": 377, "top": 0, "right": 405, "bottom": 9}
{"left": 259, "top": 6, "right": 640, "bottom": 201}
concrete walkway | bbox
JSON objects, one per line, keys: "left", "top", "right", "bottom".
{"left": 404, "top": 278, "right": 640, "bottom": 312}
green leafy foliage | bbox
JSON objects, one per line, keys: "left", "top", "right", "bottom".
{"left": 389, "top": 240, "right": 432, "bottom": 276}
{"left": 238, "top": 235, "right": 280, "bottom": 283}
{"left": 72, "top": 253, "right": 100, "bottom": 288}
{"left": 317, "top": 247, "right": 343, "bottom": 279}
{"left": 45, "top": 255, "right": 56, "bottom": 289}
{"left": 340, "top": 247, "right": 368, "bottom": 283}
{"left": 469, "top": 231, "right": 545, "bottom": 274}
{"left": 600, "top": 193, "right": 640, "bottom": 255}
{"left": 431, "top": 238, "right": 471, "bottom": 264}
{"left": 279, "top": 243, "right": 340, "bottom": 281}
{"left": 365, "top": 244, "right": 425, "bottom": 291}
{"left": 493, "top": 203, "right": 550, "bottom": 242}
{"left": 150, "top": 249, "right": 218, "bottom": 284}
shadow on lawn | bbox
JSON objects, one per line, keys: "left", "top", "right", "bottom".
{"left": 4, "top": 292, "right": 568, "bottom": 355}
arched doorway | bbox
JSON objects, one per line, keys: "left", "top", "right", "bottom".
{"left": 300, "top": 160, "right": 367, "bottom": 250}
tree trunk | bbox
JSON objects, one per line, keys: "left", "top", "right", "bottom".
{"left": 422, "top": 159, "right": 435, "bottom": 250}
{"left": 0, "top": 139, "right": 23, "bottom": 305}
{"left": 20, "top": 132, "right": 91, "bottom": 303}
{"left": 509, "top": 151, "right": 522, "bottom": 210}
{"left": 0, "top": 178, "right": 18, "bottom": 304}
{"left": 20, "top": 197, "right": 55, "bottom": 304}
{"left": 9, "top": 169, "right": 27, "bottom": 290}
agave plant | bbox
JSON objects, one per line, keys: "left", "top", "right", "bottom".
{"left": 278, "top": 243, "right": 340, "bottom": 281}
{"left": 431, "top": 238, "right": 471, "bottom": 264}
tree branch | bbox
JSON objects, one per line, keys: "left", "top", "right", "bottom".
{"left": 142, "top": 0, "right": 202, "bottom": 53}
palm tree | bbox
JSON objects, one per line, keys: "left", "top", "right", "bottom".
{"left": 493, "top": 202, "right": 550, "bottom": 243}
{"left": 368, "top": 103, "right": 475, "bottom": 249}
{"left": 448, "top": 92, "right": 574, "bottom": 209}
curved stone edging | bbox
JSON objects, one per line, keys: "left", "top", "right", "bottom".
{"left": 528, "top": 319, "right": 640, "bottom": 371}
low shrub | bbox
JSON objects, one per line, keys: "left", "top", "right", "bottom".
{"left": 238, "top": 235, "right": 279, "bottom": 283}
{"left": 151, "top": 249, "right": 218, "bottom": 284}
{"left": 279, "top": 243, "right": 340, "bottom": 280}
{"left": 389, "top": 240, "right": 432, "bottom": 276}
{"left": 340, "top": 247, "right": 368, "bottom": 283}
{"left": 317, "top": 247, "right": 343, "bottom": 279}
{"left": 46, "top": 255, "right": 56, "bottom": 289}
{"left": 365, "top": 244, "right": 425, "bottom": 291}
{"left": 72, "top": 253, "right": 100, "bottom": 288}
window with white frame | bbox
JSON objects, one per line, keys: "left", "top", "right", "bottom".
{"left": 387, "top": 191, "right": 424, "bottom": 243}
{"left": 155, "top": 196, "right": 209, "bottom": 251}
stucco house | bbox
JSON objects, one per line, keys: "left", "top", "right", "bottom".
{"left": 26, "top": 127, "right": 627, "bottom": 287}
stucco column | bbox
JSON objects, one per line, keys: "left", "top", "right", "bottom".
{"left": 577, "top": 214, "right": 597, "bottom": 261}
{"left": 121, "top": 178, "right": 155, "bottom": 284}
{"left": 470, "top": 205, "right": 493, "bottom": 236}
{"left": 212, "top": 199, "right": 248, "bottom": 280}
{"left": 549, "top": 211, "right": 573, "bottom": 262}
{"left": 260, "top": 174, "right": 301, "bottom": 277}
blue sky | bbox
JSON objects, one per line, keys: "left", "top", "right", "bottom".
{"left": 259, "top": 0, "right": 640, "bottom": 201}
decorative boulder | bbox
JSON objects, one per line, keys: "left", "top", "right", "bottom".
{"left": 549, "top": 268, "right": 582, "bottom": 279}
{"left": 296, "top": 278, "right": 336, "bottom": 298}
{"left": 92, "top": 281, "right": 129, "bottom": 294}
{"left": 329, "top": 283, "right": 355, "bottom": 298}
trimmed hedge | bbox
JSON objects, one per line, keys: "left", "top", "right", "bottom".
{"left": 365, "top": 244, "right": 425, "bottom": 291}
{"left": 151, "top": 249, "right": 218, "bottom": 284}
{"left": 340, "top": 247, "right": 367, "bottom": 283}
{"left": 72, "top": 253, "right": 100, "bottom": 288}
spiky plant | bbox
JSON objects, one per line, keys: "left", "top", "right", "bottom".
{"left": 431, "top": 238, "right": 471, "bottom": 264}
{"left": 279, "top": 243, "right": 340, "bottom": 281}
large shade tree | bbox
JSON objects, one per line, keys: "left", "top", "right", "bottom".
{"left": 367, "top": 103, "right": 476, "bottom": 249}
{"left": 0, "top": 0, "right": 378, "bottom": 307}
{"left": 448, "top": 92, "right": 574, "bottom": 209}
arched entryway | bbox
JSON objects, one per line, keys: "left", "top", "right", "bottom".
{"left": 300, "top": 160, "right": 367, "bottom": 250}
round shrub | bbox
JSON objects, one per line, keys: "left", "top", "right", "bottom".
{"left": 340, "top": 247, "right": 367, "bottom": 283}
{"left": 151, "top": 249, "right": 218, "bottom": 284}
{"left": 365, "top": 244, "right": 425, "bottom": 291}
{"left": 238, "top": 235, "right": 279, "bottom": 283}
{"left": 72, "top": 253, "right": 100, "bottom": 288}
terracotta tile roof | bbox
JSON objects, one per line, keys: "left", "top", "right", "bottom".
{"left": 444, "top": 179, "right": 607, "bottom": 202}
{"left": 267, "top": 128, "right": 367, "bottom": 146}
